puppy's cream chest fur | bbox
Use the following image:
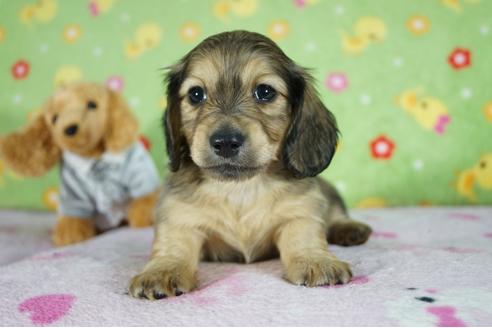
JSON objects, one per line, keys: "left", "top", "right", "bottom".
{"left": 160, "top": 174, "right": 329, "bottom": 262}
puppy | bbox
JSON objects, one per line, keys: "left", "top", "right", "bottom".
{"left": 129, "top": 30, "right": 372, "bottom": 300}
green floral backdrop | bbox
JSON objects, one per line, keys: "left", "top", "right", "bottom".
{"left": 1, "top": 0, "right": 491, "bottom": 210}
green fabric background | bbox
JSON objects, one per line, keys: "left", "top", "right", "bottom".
{"left": 0, "top": 0, "right": 491, "bottom": 211}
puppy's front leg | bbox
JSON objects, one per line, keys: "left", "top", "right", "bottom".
{"left": 129, "top": 225, "right": 204, "bottom": 300}
{"left": 275, "top": 219, "right": 352, "bottom": 287}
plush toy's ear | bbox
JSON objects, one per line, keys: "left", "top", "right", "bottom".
{"left": 163, "top": 62, "right": 189, "bottom": 172}
{"left": 281, "top": 67, "right": 339, "bottom": 178}
{"left": 104, "top": 89, "right": 139, "bottom": 153}
{"left": 0, "top": 113, "right": 60, "bottom": 176}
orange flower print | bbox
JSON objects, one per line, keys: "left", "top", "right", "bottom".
{"left": 267, "top": 20, "right": 290, "bottom": 40}
{"left": 63, "top": 24, "right": 82, "bottom": 43}
{"left": 406, "top": 15, "right": 430, "bottom": 35}
{"left": 180, "top": 22, "right": 201, "bottom": 42}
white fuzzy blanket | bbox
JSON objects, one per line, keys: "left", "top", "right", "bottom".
{"left": 1, "top": 207, "right": 491, "bottom": 326}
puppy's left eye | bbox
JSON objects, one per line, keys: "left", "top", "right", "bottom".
{"left": 254, "top": 84, "right": 276, "bottom": 103}
{"left": 87, "top": 100, "right": 97, "bottom": 110}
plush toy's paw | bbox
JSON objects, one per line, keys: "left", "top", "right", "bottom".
{"left": 127, "top": 191, "right": 158, "bottom": 228}
{"left": 284, "top": 253, "right": 352, "bottom": 287}
{"left": 328, "top": 220, "right": 372, "bottom": 246}
{"left": 129, "top": 265, "right": 197, "bottom": 300}
{"left": 52, "top": 216, "right": 96, "bottom": 246}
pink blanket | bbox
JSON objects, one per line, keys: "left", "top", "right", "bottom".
{"left": 1, "top": 207, "right": 491, "bottom": 326}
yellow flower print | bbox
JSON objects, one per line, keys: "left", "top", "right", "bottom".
{"left": 43, "top": 186, "right": 59, "bottom": 211}
{"left": 63, "top": 24, "right": 82, "bottom": 43}
{"left": 180, "top": 22, "right": 201, "bottom": 43}
{"left": 267, "top": 20, "right": 290, "bottom": 41}
{"left": 54, "top": 65, "right": 83, "bottom": 87}
{"left": 483, "top": 101, "right": 492, "bottom": 122}
{"left": 406, "top": 15, "right": 430, "bottom": 35}
{"left": 0, "top": 26, "right": 5, "bottom": 42}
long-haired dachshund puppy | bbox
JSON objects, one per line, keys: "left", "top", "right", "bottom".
{"left": 129, "top": 30, "right": 372, "bottom": 300}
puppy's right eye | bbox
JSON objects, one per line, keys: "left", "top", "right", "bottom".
{"left": 52, "top": 114, "right": 58, "bottom": 125}
{"left": 188, "top": 86, "right": 206, "bottom": 105}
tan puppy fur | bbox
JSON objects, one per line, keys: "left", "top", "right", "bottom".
{"left": 129, "top": 31, "right": 371, "bottom": 300}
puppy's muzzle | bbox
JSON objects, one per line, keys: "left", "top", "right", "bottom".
{"left": 209, "top": 128, "right": 245, "bottom": 159}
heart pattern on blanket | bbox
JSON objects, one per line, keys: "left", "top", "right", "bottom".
{"left": 18, "top": 294, "right": 76, "bottom": 325}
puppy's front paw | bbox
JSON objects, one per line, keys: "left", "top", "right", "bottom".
{"left": 129, "top": 266, "right": 197, "bottom": 300}
{"left": 285, "top": 254, "right": 352, "bottom": 287}
{"left": 52, "top": 216, "right": 96, "bottom": 246}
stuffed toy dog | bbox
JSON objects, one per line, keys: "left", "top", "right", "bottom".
{"left": 0, "top": 82, "right": 161, "bottom": 246}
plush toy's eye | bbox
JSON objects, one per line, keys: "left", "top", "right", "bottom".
{"left": 52, "top": 114, "right": 58, "bottom": 125}
{"left": 87, "top": 100, "right": 98, "bottom": 110}
{"left": 254, "top": 84, "right": 276, "bottom": 103}
{"left": 188, "top": 86, "right": 206, "bottom": 105}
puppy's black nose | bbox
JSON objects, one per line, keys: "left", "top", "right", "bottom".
{"left": 209, "top": 130, "right": 245, "bottom": 158}
{"left": 64, "top": 124, "right": 78, "bottom": 136}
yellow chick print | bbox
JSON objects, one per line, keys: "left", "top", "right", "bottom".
{"left": 53, "top": 66, "right": 83, "bottom": 87}
{"left": 456, "top": 154, "right": 492, "bottom": 202}
{"left": 397, "top": 89, "right": 451, "bottom": 134}
{"left": 213, "top": 0, "right": 258, "bottom": 21}
{"left": 124, "top": 23, "right": 162, "bottom": 59}
{"left": 342, "top": 16, "right": 387, "bottom": 55}
{"left": 19, "top": 0, "right": 58, "bottom": 24}
{"left": 0, "top": 26, "right": 5, "bottom": 42}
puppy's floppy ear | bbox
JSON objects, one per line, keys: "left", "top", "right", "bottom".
{"left": 163, "top": 62, "right": 189, "bottom": 172}
{"left": 0, "top": 107, "right": 60, "bottom": 177}
{"left": 104, "top": 88, "right": 139, "bottom": 153}
{"left": 281, "top": 67, "right": 339, "bottom": 178}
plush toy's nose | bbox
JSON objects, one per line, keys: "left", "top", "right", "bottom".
{"left": 64, "top": 124, "right": 78, "bottom": 136}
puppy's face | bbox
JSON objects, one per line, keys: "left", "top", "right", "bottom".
{"left": 45, "top": 84, "right": 109, "bottom": 154}
{"left": 165, "top": 31, "right": 339, "bottom": 180}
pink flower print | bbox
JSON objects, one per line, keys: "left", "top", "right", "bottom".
{"left": 325, "top": 72, "right": 348, "bottom": 92}
{"left": 293, "top": 0, "right": 306, "bottom": 7}
{"left": 106, "top": 75, "right": 124, "bottom": 91}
